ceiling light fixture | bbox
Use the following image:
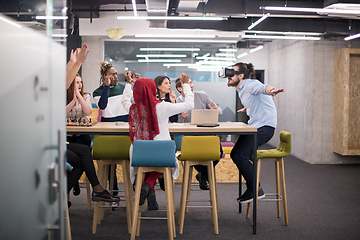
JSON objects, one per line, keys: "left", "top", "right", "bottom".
{"left": 247, "top": 13, "right": 270, "bottom": 30}
{"left": 138, "top": 59, "right": 182, "bottom": 63}
{"left": 237, "top": 52, "right": 248, "bottom": 59}
{"left": 134, "top": 34, "right": 216, "bottom": 38}
{"left": 118, "top": 39, "right": 236, "bottom": 43}
{"left": 196, "top": 56, "right": 237, "bottom": 61}
{"left": 35, "top": 16, "right": 68, "bottom": 20}
{"left": 136, "top": 54, "right": 187, "bottom": 58}
{"left": 140, "top": 48, "right": 200, "bottom": 51}
{"left": 242, "top": 34, "right": 321, "bottom": 40}
{"left": 0, "top": 16, "right": 21, "bottom": 28}
{"left": 131, "top": 0, "right": 138, "bottom": 17}
{"left": 116, "top": 16, "right": 227, "bottom": 20}
{"left": 344, "top": 32, "right": 360, "bottom": 41}
{"left": 219, "top": 48, "right": 237, "bottom": 52}
{"left": 260, "top": 6, "right": 360, "bottom": 15}
{"left": 249, "top": 46, "right": 264, "bottom": 53}
{"left": 215, "top": 53, "right": 235, "bottom": 57}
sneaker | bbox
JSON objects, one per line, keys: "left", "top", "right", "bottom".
{"left": 147, "top": 189, "right": 159, "bottom": 211}
{"left": 237, "top": 187, "right": 265, "bottom": 204}
{"left": 139, "top": 183, "right": 151, "bottom": 206}
{"left": 111, "top": 201, "right": 120, "bottom": 210}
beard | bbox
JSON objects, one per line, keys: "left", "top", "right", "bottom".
{"left": 227, "top": 77, "right": 240, "bottom": 87}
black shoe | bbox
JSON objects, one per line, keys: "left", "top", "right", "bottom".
{"left": 92, "top": 190, "right": 121, "bottom": 202}
{"left": 237, "top": 187, "right": 265, "bottom": 204}
{"left": 147, "top": 189, "right": 159, "bottom": 211}
{"left": 158, "top": 177, "right": 165, "bottom": 191}
{"left": 196, "top": 172, "right": 209, "bottom": 190}
{"left": 139, "top": 183, "right": 151, "bottom": 206}
{"left": 68, "top": 201, "right": 72, "bottom": 208}
{"left": 73, "top": 182, "right": 80, "bottom": 196}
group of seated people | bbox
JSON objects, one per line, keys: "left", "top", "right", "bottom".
{"left": 65, "top": 45, "right": 223, "bottom": 210}
{"left": 65, "top": 44, "right": 284, "bottom": 210}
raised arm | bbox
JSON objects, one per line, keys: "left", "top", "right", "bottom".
{"left": 66, "top": 45, "right": 89, "bottom": 89}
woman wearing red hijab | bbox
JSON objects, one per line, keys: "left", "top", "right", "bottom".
{"left": 122, "top": 72, "right": 194, "bottom": 210}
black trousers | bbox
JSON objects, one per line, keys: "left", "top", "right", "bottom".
{"left": 66, "top": 143, "right": 100, "bottom": 194}
{"left": 230, "top": 126, "right": 275, "bottom": 190}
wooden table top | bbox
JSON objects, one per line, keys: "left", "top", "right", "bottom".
{"left": 66, "top": 122, "right": 257, "bottom": 135}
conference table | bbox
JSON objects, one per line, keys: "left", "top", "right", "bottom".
{"left": 67, "top": 121, "right": 259, "bottom": 234}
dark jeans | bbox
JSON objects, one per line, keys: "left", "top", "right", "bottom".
{"left": 66, "top": 143, "right": 100, "bottom": 194}
{"left": 230, "top": 126, "right": 275, "bottom": 191}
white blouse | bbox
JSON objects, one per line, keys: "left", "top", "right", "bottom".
{"left": 122, "top": 82, "right": 194, "bottom": 183}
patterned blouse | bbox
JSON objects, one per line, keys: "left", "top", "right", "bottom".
{"left": 67, "top": 93, "right": 92, "bottom": 121}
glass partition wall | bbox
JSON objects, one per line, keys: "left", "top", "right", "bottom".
{"left": 104, "top": 40, "right": 237, "bottom": 122}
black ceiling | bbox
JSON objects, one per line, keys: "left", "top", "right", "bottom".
{"left": 1, "top": 0, "right": 360, "bottom": 37}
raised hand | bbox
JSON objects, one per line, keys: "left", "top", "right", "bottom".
{"left": 75, "top": 45, "right": 89, "bottom": 65}
{"left": 124, "top": 71, "right": 132, "bottom": 82}
{"left": 208, "top": 101, "right": 218, "bottom": 110}
{"left": 179, "top": 73, "right": 189, "bottom": 84}
{"left": 132, "top": 69, "right": 141, "bottom": 81}
{"left": 181, "top": 111, "right": 189, "bottom": 119}
{"left": 104, "top": 74, "right": 112, "bottom": 86}
{"left": 170, "top": 91, "right": 176, "bottom": 103}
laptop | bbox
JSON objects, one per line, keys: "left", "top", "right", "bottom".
{"left": 190, "top": 109, "right": 219, "bottom": 127}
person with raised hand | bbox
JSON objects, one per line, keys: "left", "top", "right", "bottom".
{"left": 122, "top": 72, "right": 194, "bottom": 210}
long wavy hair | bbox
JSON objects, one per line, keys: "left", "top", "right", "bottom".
{"left": 67, "top": 74, "right": 85, "bottom": 104}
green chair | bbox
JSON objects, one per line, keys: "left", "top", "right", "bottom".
{"left": 246, "top": 131, "right": 291, "bottom": 226}
{"left": 91, "top": 135, "right": 133, "bottom": 234}
{"left": 177, "top": 136, "right": 220, "bottom": 235}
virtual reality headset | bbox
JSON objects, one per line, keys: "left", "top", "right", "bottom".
{"left": 218, "top": 68, "right": 247, "bottom": 78}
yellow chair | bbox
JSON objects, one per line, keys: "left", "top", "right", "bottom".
{"left": 130, "top": 140, "right": 176, "bottom": 240}
{"left": 91, "top": 135, "right": 133, "bottom": 234}
{"left": 246, "top": 131, "right": 291, "bottom": 226}
{"left": 177, "top": 136, "right": 220, "bottom": 235}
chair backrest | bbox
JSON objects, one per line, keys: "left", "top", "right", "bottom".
{"left": 278, "top": 131, "right": 291, "bottom": 155}
{"left": 132, "top": 140, "right": 176, "bottom": 167}
{"left": 92, "top": 135, "right": 131, "bottom": 160}
{"left": 174, "top": 135, "right": 184, "bottom": 151}
{"left": 178, "top": 136, "right": 220, "bottom": 161}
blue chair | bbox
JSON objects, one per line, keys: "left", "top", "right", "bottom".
{"left": 131, "top": 140, "right": 176, "bottom": 240}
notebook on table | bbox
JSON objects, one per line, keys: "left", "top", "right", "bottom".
{"left": 190, "top": 109, "right": 219, "bottom": 127}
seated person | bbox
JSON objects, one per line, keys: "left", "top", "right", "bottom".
{"left": 175, "top": 76, "right": 223, "bottom": 190}
{"left": 122, "top": 72, "right": 194, "bottom": 210}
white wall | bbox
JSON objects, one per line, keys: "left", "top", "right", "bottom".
{"left": 267, "top": 38, "right": 360, "bottom": 164}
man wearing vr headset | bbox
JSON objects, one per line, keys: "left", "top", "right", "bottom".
{"left": 222, "top": 62, "right": 284, "bottom": 203}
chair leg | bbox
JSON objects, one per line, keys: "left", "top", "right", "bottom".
{"left": 131, "top": 168, "right": 144, "bottom": 240}
{"left": 66, "top": 204, "right": 72, "bottom": 240}
{"left": 86, "top": 177, "right": 91, "bottom": 210}
{"left": 164, "top": 168, "right": 175, "bottom": 240}
{"left": 246, "top": 159, "right": 261, "bottom": 221}
{"left": 275, "top": 160, "right": 281, "bottom": 218}
{"left": 185, "top": 166, "right": 193, "bottom": 213}
{"left": 178, "top": 161, "right": 191, "bottom": 234}
{"left": 279, "top": 158, "right": 289, "bottom": 226}
{"left": 122, "top": 160, "right": 133, "bottom": 234}
{"left": 213, "top": 167, "right": 219, "bottom": 213}
{"left": 207, "top": 161, "right": 219, "bottom": 234}
{"left": 109, "top": 163, "right": 115, "bottom": 213}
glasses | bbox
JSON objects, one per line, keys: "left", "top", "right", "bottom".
{"left": 108, "top": 72, "right": 118, "bottom": 77}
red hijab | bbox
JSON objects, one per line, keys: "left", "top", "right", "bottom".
{"left": 129, "top": 78, "right": 162, "bottom": 143}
